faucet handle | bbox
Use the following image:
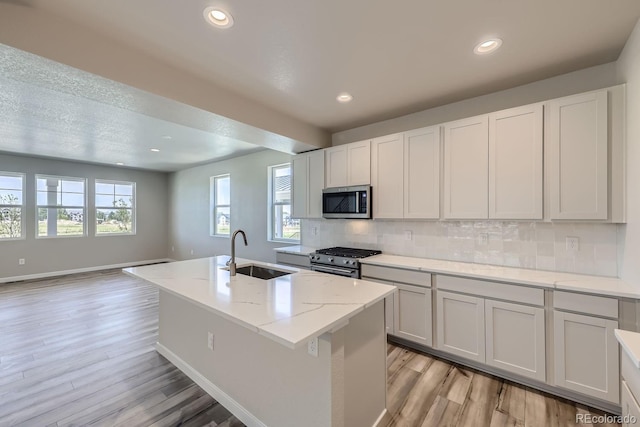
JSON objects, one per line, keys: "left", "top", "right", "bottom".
{"left": 226, "top": 258, "right": 231, "bottom": 266}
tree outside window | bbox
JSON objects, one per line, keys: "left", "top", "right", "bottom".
{"left": 0, "top": 172, "right": 24, "bottom": 240}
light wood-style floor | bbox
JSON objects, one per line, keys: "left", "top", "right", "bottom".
{"left": 0, "top": 269, "right": 620, "bottom": 427}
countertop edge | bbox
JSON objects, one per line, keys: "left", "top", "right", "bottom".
{"left": 360, "top": 255, "right": 640, "bottom": 299}
{"left": 615, "top": 329, "right": 640, "bottom": 369}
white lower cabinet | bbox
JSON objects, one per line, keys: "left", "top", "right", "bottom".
{"left": 436, "top": 291, "right": 485, "bottom": 363}
{"left": 385, "top": 293, "right": 395, "bottom": 335}
{"left": 553, "top": 311, "right": 619, "bottom": 403}
{"left": 394, "top": 283, "right": 432, "bottom": 347}
{"left": 485, "top": 299, "right": 546, "bottom": 381}
{"left": 622, "top": 381, "right": 640, "bottom": 427}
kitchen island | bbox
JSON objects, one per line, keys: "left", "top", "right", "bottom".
{"left": 124, "top": 256, "right": 395, "bottom": 427}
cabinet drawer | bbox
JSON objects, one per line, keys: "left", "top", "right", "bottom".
{"left": 554, "top": 291, "right": 618, "bottom": 318}
{"left": 436, "top": 275, "right": 544, "bottom": 306}
{"left": 275, "top": 252, "right": 310, "bottom": 269}
{"left": 362, "top": 264, "right": 431, "bottom": 287}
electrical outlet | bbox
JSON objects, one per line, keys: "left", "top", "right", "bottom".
{"left": 404, "top": 230, "right": 412, "bottom": 241}
{"left": 207, "top": 332, "right": 214, "bottom": 351}
{"left": 312, "top": 226, "right": 318, "bottom": 236}
{"left": 190, "top": 249, "right": 194, "bottom": 255}
{"left": 566, "top": 237, "right": 580, "bottom": 252}
{"left": 307, "top": 337, "right": 318, "bottom": 357}
{"left": 171, "top": 246, "right": 175, "bottom": 252}
{"left": 478, "top": 233, "right": 488, "bottom": 246}
{"left": 18, "top": 258, "right": 25, "bottom": 265}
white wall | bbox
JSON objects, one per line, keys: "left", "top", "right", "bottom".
{"left": 168, "top": 149, "right": 293, "bottom": 263}
{"left": 0, "top": 153, "right": 169, "bottom": 280}
{"left": 617, "top": 19, "right": 640, "bottom": 285}
{"left": 333, "top": 62, "right": 619, "bottom": 145}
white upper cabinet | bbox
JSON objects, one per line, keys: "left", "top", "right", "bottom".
{"left": 325, "top": 140, "right": 371, "bottom": 188}
{"left": 443, "top": 115, "right": 489, "bottom": 219}
{"left": 404, "top": 126, "right": 440, "bottom": 219}
{"left": 291, "top": 150, "right": 324, "bottom": 219}
{"left": 548, "top": 90, "right": 608, "bottom": 220}
{"left": 371, "top": 127, "right": 440, "bottom": 219}
{"left": 489, "top": 104, "right": 543, "bottom": 219}
{"left": 371, "top": 133, "right": 404, "bottom": 218}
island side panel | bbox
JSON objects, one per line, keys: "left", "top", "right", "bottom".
{"left": 157, "top": 290, "right": 333, "bottom": 427}
{"left": 344, "top": 300, "right": 387, "bottom": 427}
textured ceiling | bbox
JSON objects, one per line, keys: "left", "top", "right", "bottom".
{"left": 0, "top": 0, "right": 640, "bottom": 171}
{"left": 21, "top": 0, "right": 640, "bottom": 132}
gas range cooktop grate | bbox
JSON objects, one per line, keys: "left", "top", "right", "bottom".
{"left": 315, "top": 247, "right": 382, "bottom": 258}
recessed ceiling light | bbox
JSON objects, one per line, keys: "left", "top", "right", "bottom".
{"left": 150, "top": 148, "right": 160, "bottom": 152}
{"left": 161, "top": 135, "right": 172, "bottom": 140}
{"left": 203, "top": 7, "right": 234, "bottom": 28}
{"left": 336, "top": 92, "right": 353, "bottom": 103}
{"left": 474, "top": 38, "right": 502, "bottom": 55}
{"left": 116, "top": 162, "right": 124, "bottom": 166}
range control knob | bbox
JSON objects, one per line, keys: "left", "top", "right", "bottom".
{"left": 350, "top": 260, "right": 356, "bottom": 265}
{"left": 343, "top": 259, "right": 348, "bottom": 264}
{"left": 327, "top": 257, "right": 334, "bottom": 263}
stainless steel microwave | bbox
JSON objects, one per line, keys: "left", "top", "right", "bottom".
{"left": 322, "top": 185, "right": 371, "bottom": 219}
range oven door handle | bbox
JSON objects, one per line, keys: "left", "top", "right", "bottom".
{"left": 310, "top": 265, "right": 357, "bottom": 277}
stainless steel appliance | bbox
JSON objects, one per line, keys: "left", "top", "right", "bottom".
{"left": 322, "top": 185, "right": 371, "bottom": 219}
{"left": 309, "top": 247, "right": 382, "bottom": 278}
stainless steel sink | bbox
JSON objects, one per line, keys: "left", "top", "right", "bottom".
{"left": 234, "top": 264, "right": 293, "bottom": 280}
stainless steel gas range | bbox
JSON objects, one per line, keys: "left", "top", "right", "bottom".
{"left": 309, "top": 247, "right": 382, "bottom": 278}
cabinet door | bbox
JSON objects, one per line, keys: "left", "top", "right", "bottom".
{"left": 291, "top": 154, "right": 308, "bottom": 218}
{"left": 347, "top": 140, "right": 371, "bottom": 185}
{"left": 489, "top": 104, "right": 543, "bottom": 219}
{"left": 553, "top": 311, "right": 619, "bottom": 403}
{"left": 325, "top": 145, "right": 348, "bottom": 188}
{"left": 622, "top": 381, "right": 640, "bottom": 427}
{"left": 548, "top": 90, "right": 608, "bottom": 219}
{"left": 443, "top": 115, "right": 489, "bottom": 219}
{"left": 371, "top": 134, "right": 404, "bottom": 218}
{"left": 404, "top": 126, "right": 440, "bottom": 219}
{"left": 436, "top": 291, "right": 485, "bottom": 362}
{"left": 485, "top": 300, "right": 545, "bottom": 381}
{"left": 385, "top": 292, "right": 395, "bottom": 335}
{"left": 307, "top": 150, "right": 325, "bottom": 218}
{"left": 394, "top": 283, "right": 432, "bottom": 346}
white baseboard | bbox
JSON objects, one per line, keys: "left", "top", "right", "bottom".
{"left": 373, "top": 409, "right": 388, "bottom": 427}
{"left": 0, "top": 258, "right": 173, "bottom": 284}
{"left": 156, "top": 343, "right": 267, "bottom": 427}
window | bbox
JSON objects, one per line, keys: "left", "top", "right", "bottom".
{"left": 211, "top": 174, "right": 230, "bottom": 236}
{"left": 95, "top": 180, "right": 136, "bottom": 235}
{"left": 268, "top": 164, "right": 299, "bottom": 242}
{"left": 36, "top": 175, "right": 86, "bottom": 238}
{"left": 0, "top": 172, "right": 24, "bottom": 240}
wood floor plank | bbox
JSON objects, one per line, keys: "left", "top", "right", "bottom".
{"left": 395, "top": 359, "right": 452, "bottom": 425}
{"left": 420, "top": 394, "right": 463, "bottom": 427}
{"left": 496, "top": 381, "right": 526, "bottom": 422}
{"left": 455, "top": 370, "right": 503, "bottom": 427}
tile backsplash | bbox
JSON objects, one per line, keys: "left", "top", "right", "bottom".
{"left": 302, "top": 220, "right": 619, "bottom": 277}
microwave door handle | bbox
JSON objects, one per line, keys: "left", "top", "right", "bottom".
{"left": 355, "top": 191, "right": 359, "bottom": 213}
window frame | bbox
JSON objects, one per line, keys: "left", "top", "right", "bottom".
{"left": 35, "top": 174, "right": 87, "bottom": 239}
{"left": 268, "top": 163, "right": 299, "bottom": 243}
{"left": 0, "top": 171, "right": 25, "bottom": 241}
{"left": 95, "top": 179, "right": 137, "bottom": 237}
{"left": 210, "top": 173, "right": 231, "bottom": 237}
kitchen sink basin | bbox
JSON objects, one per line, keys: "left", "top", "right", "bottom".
{"left": 234, "top": 264, "right": 293, "bottom": 280}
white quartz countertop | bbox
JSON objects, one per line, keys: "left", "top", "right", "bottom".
{"left": 273, "top": 245, "right": 317, "bottom": 255}
{"left": 361, "top": 254, "right": 640, "bottom": 299}
{"left": 616, "top": 329, "right": 640, "bottom": 369}
{"left": 124, "top": 256, "right": 395, "bottom": 350}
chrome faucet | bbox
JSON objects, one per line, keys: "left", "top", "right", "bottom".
{"left": 227, "top": 229, "right": 248, "bottom": 276}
